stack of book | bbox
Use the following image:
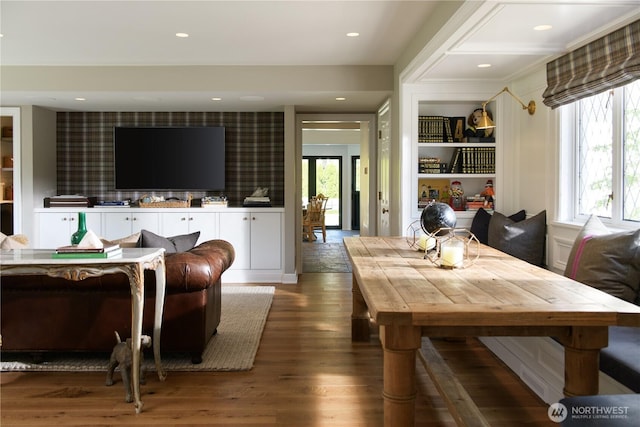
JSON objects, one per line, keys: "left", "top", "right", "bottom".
{"left": 243, "top": 196, "right": 271, "bottom": 207}
{"left": 52, "top": 244, "right": 122, "bottom": 259}
{"left": 44, "top": 195, "right": 94, "bottom": 208}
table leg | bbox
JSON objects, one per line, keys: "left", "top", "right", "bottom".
{"left": 153, "top": 258, "right": 167, "bottom": 381}
{"left": 380, "top": 325, "right": 422, "bottom": 427}
{"left": 559, "top": 326, "right": 608, "bottom": 397}
{"left": 351, "top": 275, "right": 370, "bottom": 341}
{"left": 129, "top": 263, "right": 145, "bottom": 413}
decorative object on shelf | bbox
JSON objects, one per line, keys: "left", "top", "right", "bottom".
{"left": 70, "top": 212, "right": 88, "bottom": 245}
{"left": 139, "top": 194, "right": 192, "bottom": 208}
{"left": 406, "top": 220, "right": 436, "bottom": 251}
{"left": 243, "top": 187, "right": 271, "bottom": 207}
{"left": 464, "top": 108, "right": 495, "bottom": 139}
{"left": 449, "top": 180, "right": 465, "bottom": 211}
{"left": 201, "top": 195, "right": 228, "bottom": 208}
{"left": 480, "top": 179, "right": 495, "bottom": 209}
{"left": 476, "top": 86, "right": 536, "bottom": 131}
{"left": 420, "top": 201, "right": 457, "bottom": 236}
{"left": 424, "top": 228, "right": 480, "bottom": 269}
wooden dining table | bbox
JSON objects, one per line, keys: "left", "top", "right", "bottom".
{"left": 344, "top": 236, "right": 640, "bottom": 427}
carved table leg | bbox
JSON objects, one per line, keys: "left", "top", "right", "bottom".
{"left": 153, "top": 257, "right": 167, "bottom": 381}
{"left": 129, "top": 263, "right": 145, "bottom": 414}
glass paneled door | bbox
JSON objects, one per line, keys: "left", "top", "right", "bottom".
{"left": 302, "top": 156, "right": 341, "bottom": 228}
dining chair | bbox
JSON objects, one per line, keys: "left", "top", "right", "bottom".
{"left": 303, "top": 194, "right": 329, "bottom": 242}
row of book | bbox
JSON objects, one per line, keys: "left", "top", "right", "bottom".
{"left": 417, "top": 147, "right": 495, "bottom": 174}
{"left": 418, "top": 116, "right": 465, "bottom": 143}
{"left": 449, "top": 147, "right": 496, "bottom": 174}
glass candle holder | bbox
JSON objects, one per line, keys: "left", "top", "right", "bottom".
{"left": 425, "top": 228, "right": 480, "bottom": 269}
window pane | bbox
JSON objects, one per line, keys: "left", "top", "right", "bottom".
{"left": 578, "top": 90, "right": 613, "bottom": 217}
{"left": 624, "top": 80, "right": 640, "bottom": 222}
{"left": 316, "top": 158, "right": 340, "bottom": 227}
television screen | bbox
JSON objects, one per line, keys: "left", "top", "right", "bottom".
{"left": 114, "top": 127, "right": 225, "bottom": 190}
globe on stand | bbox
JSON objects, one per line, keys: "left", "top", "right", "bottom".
{"left": 420, "top": 201, "right": 457, "bottom": 236}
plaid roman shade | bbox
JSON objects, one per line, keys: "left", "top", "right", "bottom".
{"left": 542, "top": 20, "right": 640, "bottom": 109}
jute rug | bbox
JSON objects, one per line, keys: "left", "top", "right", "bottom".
{"left": 0, "top": 285, "right": 274, "bottom": 372}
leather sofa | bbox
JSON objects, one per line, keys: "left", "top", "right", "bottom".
{"left": 1, "top": 239, "right": 234, "bottom": 364}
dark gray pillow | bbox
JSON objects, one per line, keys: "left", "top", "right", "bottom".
{"left": 564, "top": 215, "right": 640, "bottom": 303}
{"left": 139, "top": 229, "right": 200, "bottom": 253}
{"left": 470, "top": 208, "right": 526, "bottom": 245}
{"left": 488, "top": 210, "right": 546, "bottom": 266}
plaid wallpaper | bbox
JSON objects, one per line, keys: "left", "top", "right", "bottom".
{"left": 56, "top": 112, "right": 285, "bottom": 207}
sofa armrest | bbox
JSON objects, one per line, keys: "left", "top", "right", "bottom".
{"left": 162, "top": 239, "right": 235, "bottom": 293}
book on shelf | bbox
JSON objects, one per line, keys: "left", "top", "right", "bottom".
{"left": 52, "top": 248, "right": 123, "bottom": 259}
{"left": 55, "top": 244, "right": 120, "bottom": 254}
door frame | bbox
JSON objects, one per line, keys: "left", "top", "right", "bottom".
{"left": 295, "top": 113, "right": 377, "bottom": 275}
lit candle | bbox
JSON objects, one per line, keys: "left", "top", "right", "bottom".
{"left": 418, "top": 235, "right": 436, "bottom": 251}
{"left": 441, "top": 240, "right": 464, "bottom": 267}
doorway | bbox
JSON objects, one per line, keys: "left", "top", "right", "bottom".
{"left": 302, "top": 156, "right": 341, "bottom": 229}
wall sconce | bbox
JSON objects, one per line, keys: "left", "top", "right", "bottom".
{"left": 476, "top": 86, "right": 536, "bottom": 129}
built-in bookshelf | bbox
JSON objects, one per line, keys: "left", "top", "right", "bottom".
{"left": 415, "top": 101, "right": 497, "bottom": 216}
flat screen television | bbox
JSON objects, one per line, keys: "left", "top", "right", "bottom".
{"left": 114, "top": 126, "right": 225, "bottom": 191}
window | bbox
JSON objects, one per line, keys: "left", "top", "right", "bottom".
{"left": 574, "top": 79, "right": 640, "bottom": 225}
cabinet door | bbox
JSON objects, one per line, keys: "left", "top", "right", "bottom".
{"left": 250, "top": 212, "right": 281, "bottom": 270}
{"left": 161, "top": 212, "right": 191, "bottom": 238}
{"left": 103, "top": 212, "right": 136, "bottom": 240}
{"left": 189, "top": 212, "right": 218, "bottom": 245}
{"left": 37, "top": 212, "right": 101, "bottom": 248}
{"left": 129, "top": 212, "right": 159, "bottom": 235}
{"left": 218, "top": 212, "right": 251, "bottom": 270}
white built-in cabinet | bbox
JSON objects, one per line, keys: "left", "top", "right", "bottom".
{"left": 161, "top": 212, "right": 218, "bottom": 243}
{"left": 101, "top": 211, "right": 160, "bottom": 240}
{"left": 34, "top": 207, "right": 284, "bottom": 283}
{"left": 218, "top": 211, "right": 281, "bottom": 271}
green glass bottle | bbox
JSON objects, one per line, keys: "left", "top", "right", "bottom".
{"left": 70, "top": 212, "right": 88, "bottom": 245}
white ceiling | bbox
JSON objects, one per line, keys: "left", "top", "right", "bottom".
{"left": 1, "top": 0, "right": 639, "bottom": 112}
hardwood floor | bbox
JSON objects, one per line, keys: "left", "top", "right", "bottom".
{"left": 1, "top": 273, "right": 555, "bottom": 426}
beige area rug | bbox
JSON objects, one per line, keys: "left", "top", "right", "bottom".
{"left": 0, "top": 286, "right": 274, "bottom": 372}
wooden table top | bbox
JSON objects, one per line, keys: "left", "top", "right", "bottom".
{"left": 344, "top": 236, "right": 640, "bottom": 328}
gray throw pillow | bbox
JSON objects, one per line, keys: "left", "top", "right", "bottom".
{"left": 139, "top": 229, "right": 200, "bottom": 253}
{"left": 488, "top": 210, "right": 546, "bottom": 266}
{"left": 564, "top": 215, "right": 640, "bottom": 303}
{"left": 470, "top": 208, "right": 526, "bottom": 245}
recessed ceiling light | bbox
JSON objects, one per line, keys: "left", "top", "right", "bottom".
{"left": 75, "top": 97, "right": 86, "bottom": 101}
{"left": 346, "top": 32, "right": 360, "bottom": 37}
{"left": 0, "top": 34, "right": 4, "bottom": 38}
{"left": 336, "top": 97, "right": 346, "bottom": 101}
{"left": 211, "top": 97, "right": 222, "bottom": 101}
{"left": 477, "top": 63, "right": 492, "bottom": 68}
{"left": 176, "top": 32, "right": 189, "bottom": 38}
{"left": 534, "top": 24, "right": 552, "bottom": 31}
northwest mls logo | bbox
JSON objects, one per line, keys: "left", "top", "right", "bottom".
{"left": 548, "top": 402, "right": 568, "bottom": 423}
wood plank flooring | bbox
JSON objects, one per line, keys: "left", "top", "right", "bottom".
{"left": 1, "top": 273, "right": 555, "bottom": 426}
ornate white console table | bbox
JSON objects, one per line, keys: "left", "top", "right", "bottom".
{"left": 0, "top": 248, "right": 167, "bottom": 413}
